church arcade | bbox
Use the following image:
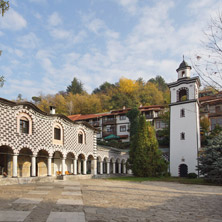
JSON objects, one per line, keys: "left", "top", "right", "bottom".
{"left": 0, "top": 98, "right": 129, "bottom": 179}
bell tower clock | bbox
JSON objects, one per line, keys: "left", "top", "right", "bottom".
{"left": 168, "top": 58, "right": 201, "bottom": 177}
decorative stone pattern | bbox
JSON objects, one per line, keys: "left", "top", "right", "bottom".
{"left": 0, "top": 98, "right": 129, "bottom": 174}
{"left": 0, "top": 100, "right": 95, "bottom": 159}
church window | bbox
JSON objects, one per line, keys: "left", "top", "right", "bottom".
{"left": 54, "top": 127, "right": 61, "bottom": 140}
{"left": 78, "top": 129, "right": 86, "bottom": 144}
{"left": 78, "top": 132, "right": 83, "bottom": 144}
{"left": 180, "top": 132, "right": 185, "bottom": 140}
{"left": 180, "top": 109, "right": 185, "bottom": 117}
{"left": 182, "top": 71, "right": 185, "bottom": 77}
{"left": 53, "top": 122, "right": 63, "bottom": 145}
{"left": 17, "top": 113, "right": 32, "bottom": 135}
{"left": 20, "top": 117, "right": 29, "bottom": 134}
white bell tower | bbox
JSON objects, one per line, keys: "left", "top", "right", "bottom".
{"left": 168, "top": 58, "right": 201, "bottom": 177}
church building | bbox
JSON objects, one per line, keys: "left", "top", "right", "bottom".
{"left": 168, "top": 59, "right": 201, "bottom": 177}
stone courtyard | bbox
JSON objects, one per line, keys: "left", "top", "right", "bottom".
{"left": 0, "top": 179, "right": 221, "bottom": 222}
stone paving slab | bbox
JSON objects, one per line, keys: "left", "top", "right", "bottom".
{"left": 56, "top": 199, "right": 83, "bottom": 205}
{"left": 64, "top": 186, "right": 81, "bottom": 191}
{"left": 28, "top": 190, "right": 49, "bottom": 195}
{"left": 36, "top": 186, "right": 54, "bottom": 190}
{"left": 0, "top": 210, "right": 31, "bottom": 221}
{"left": 46, "top": 212, "right": 85, "bottom": 222}
{"left": 62, "top": 191, "right": 82, "bottom": 196}
{"left": 13, "top": 197, "right": 43, "bottom": 204}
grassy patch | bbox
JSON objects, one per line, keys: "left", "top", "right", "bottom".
{"left": 108, "top": 176, "right": 216, "bottom": 185}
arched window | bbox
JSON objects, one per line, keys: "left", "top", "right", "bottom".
{"left": 78, "top": 132, "right": 83, "bottom": 144}
{"left": 17, "top": 113, "right": 32, "bottom": 135}
{"left": 177, "top": 87, "right": 189, "bottom": 102}
{"left": 78, "top": 129, "right": 85, "bottom": 144}
{"left": 53, "top": 123, "right": 63, "bottom": 145}
{"left": 180, "top": 109, "right": 185, "bottom": 117}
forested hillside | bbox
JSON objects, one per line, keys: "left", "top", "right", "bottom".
{"left": 30, "top": 76, "right": 170, "bottom": 115}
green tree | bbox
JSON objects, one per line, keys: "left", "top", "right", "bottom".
{"left": 0, "top": 0, "right": 9, "bottom": 88}
{"left": 131, "top": 115, "right": 168, "bottom": 177}
{"left": 198, "top": 133, "right": 222, "bottom": 184}
{"left": 66, "top": 77, "right": 84, "bottom": 95}
{"left": 126, "top": 108, "right": 140, "bottom": 164}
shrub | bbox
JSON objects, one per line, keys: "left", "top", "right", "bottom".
{"left": 187, "top": 173, "right": 197, "bottom": 179}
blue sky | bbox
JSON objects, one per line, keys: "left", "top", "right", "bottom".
{"left": 0, "top": 0, "right": 221, "bottom": 100}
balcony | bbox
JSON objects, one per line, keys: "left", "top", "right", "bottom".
{"left": 92, "top": 121, "right": 100, "bottom": 127}
{"left": 145, "top": 114, "right": 154, "bottom": 119}
{"left": 102, "top": 119, "right": 116, "bottom": 125}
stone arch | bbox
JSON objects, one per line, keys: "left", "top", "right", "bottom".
{"left": 18, "top": 147, "right": 33, "bottom": 177}
{"left": 0, "top": 145, "right": 14, "bottom": 177}
{"left": 177, "top": 87, "right": 189, "bottom": 102}
{"left": 17, "top": 112, "right": 33, "bottom": 135}
{"left": 116, "top": 158, "right": 121, "bottom": 174}
{"left": 77, "top": 153, "right": 86, "bottom": 174}
{"left": 65, "top": 152, "right": 75, "bottom": 174}
{"left": 52, "top": 150, "right": 63, "bottom": 176}
{"left": 110, "top": 157, "right": 115, "bottom": 174}
{"left": 37, "top": 149, "right": 49, "bottom": 177}
{"left": 103, "top": 157, "right": 109, "bottom": 174}
{"left": 87, "top": 154, "right": 94, "bottom": 174}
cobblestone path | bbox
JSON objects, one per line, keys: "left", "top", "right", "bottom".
{"left": 0, "top": 179, "right": 221, "bottom": 222}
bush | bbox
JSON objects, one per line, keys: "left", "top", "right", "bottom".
{"left": 187, "top": 173, "right": 197, "bottom": 179}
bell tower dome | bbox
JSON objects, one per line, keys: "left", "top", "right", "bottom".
{"left": 176, "top": 56, "right": 192, "bottom": 79}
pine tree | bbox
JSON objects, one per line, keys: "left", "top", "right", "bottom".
{"left": 66, "top": 77, "right": 84, "bottom": 95}
{"left": 198, "top": 133, "right": 222, "bottom": 184}
{"left": 132, "top": 115, "right": 168, "bottom": 177}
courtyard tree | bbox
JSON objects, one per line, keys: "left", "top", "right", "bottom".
{"left": 192, "top": 11, "right": 222, "bottom": 90}
{"left": 131, "top": 115, "right": 168, "bottom": 177}
{"left": 0, "top": 0, "right": 9, "bottom": 88}
{"left": 198, "top": 133, "right": 222, "bottom": 184}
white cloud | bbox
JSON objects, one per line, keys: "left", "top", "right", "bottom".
{"left": 48, "top": 12, "right": 62, "bottom": 26}
{"left": 117, "top": 0, "right": 139, "bottom": 15}
{"left": 0, "top": 8, "right": 27, "bottom": 31}
{"left": 50, "top": 28, "right": 71, "bottom": 39}
{"left": 17, "top": 32, "right": 40, "bottom": 49}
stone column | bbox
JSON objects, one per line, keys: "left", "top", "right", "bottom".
{"left": 107, "top": 162, "right": 110, "bottom": 174}
{"left": 83, "top": 159, "right": 87, "bottom": 175}
{"left": 78, "top": 160, "right": 81, "bottom": 174}
{"left": 123, "top": 164, "right": 126, "bottom": 174}
{"left": 93, "top": 159, "right": 97, "bottom": 176}
{"left": 31, "top": 155, "right": 36, "bottom": 177}
{"left": 100, "top": 161, "right": 103, "bottom": 175}
{"left": 12, "top": 154, "right": 18, "bottom": 178}
{"left": 47, "top": 157, "right": 52, "bottom": 176}
{"left": 73, "top": 159, "right": 77, "bottom": 175}
{"left": 113, "top": 162, "right": 116, "bottom": 174}
{"left": 118, "top": 163, "right": 121, "bottom": 174}
{"left": 62, "top": 158, "right": 65, "bottom": 176}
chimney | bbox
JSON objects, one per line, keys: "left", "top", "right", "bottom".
{"left": 123, "top": 106, "right": 126, "bottom": 110}
{"left": 50, "top": 106, "right": 56, "bottom": 114}
{"left": 140, "top": 104, "right": 143, "bottom": 108}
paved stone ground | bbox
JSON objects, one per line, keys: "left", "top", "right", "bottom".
{"left": 0, "top": 179, "right": 221, "bottom": 222}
